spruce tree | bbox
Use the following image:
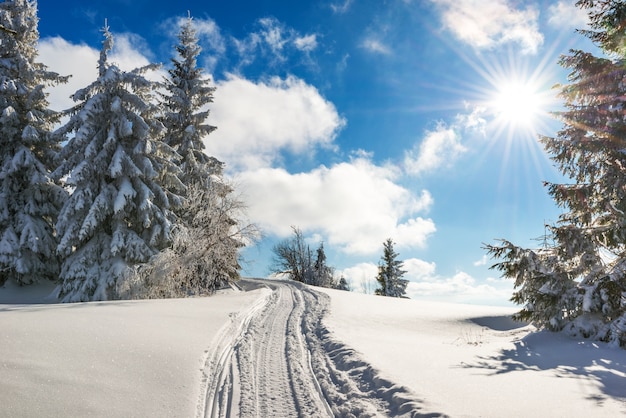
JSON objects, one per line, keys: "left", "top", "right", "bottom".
{"left": 0, "top": 0, "right": 68, "bottom": 285}
{"left": 375, "top": 238, "right": 408, "bottom": 297}
{"left": 53, "top": 26, "right": 178, "bottom": 302}
{"left": 486, "top": 0, "right": 626, "bottom": 347}
{"left": 313, "top": 243, "right": 335, "bottom": 288}
{"left": 336, "top": 276, "right": 350, "bottom": 291}
{"left": 156, "top": 16, "right": 246, "bottom": 293}
{"left": 160, "top": 15, "right": 217, "bottom": 187}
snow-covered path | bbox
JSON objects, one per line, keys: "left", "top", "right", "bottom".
{"left": 200, "top": 279, "right": 435, "bottom": 418}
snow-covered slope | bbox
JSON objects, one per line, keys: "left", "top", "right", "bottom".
{"left": 319, "top": 287, "right": 626, "bottom": 417}
{"left": 1, "top": 280, "right": 624, "bottom": 417}
{"left": 0, "top": 281, "right": 268, "bottom": 417}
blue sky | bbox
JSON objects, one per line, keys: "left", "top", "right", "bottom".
{"left": 37, "top": 1, "right": 594, "bottom": 304}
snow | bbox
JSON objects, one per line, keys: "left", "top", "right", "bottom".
{"left": 1, "top": 280, "right": 624, "bottom": 417}
{"left": 0, "top": 281, "right": 269, "bottom": 417}
{"left": 318, "top": 288, "right": 626, "bottom": 417}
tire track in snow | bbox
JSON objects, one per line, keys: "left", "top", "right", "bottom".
{"left": 199, "top": 280, "right": 444, "bottom": 418}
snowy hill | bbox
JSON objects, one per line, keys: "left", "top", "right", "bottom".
{"left": 1, "top": 279, "right": 624, "bottom": 417}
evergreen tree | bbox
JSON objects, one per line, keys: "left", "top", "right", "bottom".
{"left": 313, "top": 243, "right": 335, "bottom": 288}
{"left": 52, "top": 26, "right": 178, "bottom": 302}
{"left": 336, "top": 276, "right": 350, "bottom": 291}
{"left": 486, "top": 0, "right": 626, "bottom": 347}
{"left": 160, "top": 15, "right": 217, "bottom": 188}
{"left": 375, "top": 238, "right": 408, "bottom": 297}
{"left": 0, "top": 0, "right": 68, "bottom": 285}
{"left": 155, "top": 16, "right": 247, "bottom": 293}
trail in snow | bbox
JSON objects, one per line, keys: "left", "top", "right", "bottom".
{"left": 199, "top": 279, "right": 444, "bottom": 418}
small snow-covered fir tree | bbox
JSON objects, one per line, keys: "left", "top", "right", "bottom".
{"left": 336, "top": 276, "right": 350, "bottom": 291}
{"left": 0, "top": 0, "right": 68, "bottom": 285}
{"left": 486, "top": 0, "right": 626, "bottom": 347}
{"left": 375, "top": 238, "right": 408, "bottom": 297}
{"left": 312, "top": 243, "right": 335, "bottom": 288}
{"left": 53, "top": 26, "right": 178, "bottom": 302}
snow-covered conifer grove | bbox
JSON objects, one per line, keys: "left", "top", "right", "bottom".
{"left": 132, "top": 16, "right": 256, "bottom": 297}
{"left": 0, "top": 2, "right": 251, "bottom": 302}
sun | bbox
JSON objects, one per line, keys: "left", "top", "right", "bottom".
{"left": 475, "top": 54, "right": 558, "bottom": 143}
{"left": 490, "top": 78, "right": 545, "bottom": 130}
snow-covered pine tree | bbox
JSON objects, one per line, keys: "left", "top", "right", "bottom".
{"left": 153, "top": 16, "right": 249, "bottom": 293}
{"left": 336, "top": 276, "right": 350, "bottom": 291}
{"left": 375, "top": 238, "right": 408, "bottom": 297}
{"left": 160, "top": 15, "right": 217, "bottom": 187}
{"left": 53, "top": 26, "right": 178, "bottom": 302}
{"left": 313, "top": 243, "right": 335, "bottom": 288}
{"left": 0, "top": 0, "right": 68, "bottom": 285}
{"left": 486, "top": 0, "right": 626, "bottom": 347}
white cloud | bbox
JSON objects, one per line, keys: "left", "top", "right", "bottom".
{"left": 238, "top": 155, "right": 435, "bottom": 255}
{"left": 207, "top": 74, "right": 345, "bottom": 170}
{"left": 231, "top": 17, "right": 318, "bottom": 67}
{"left": 339, "top": 262, "right": 379, "bottom": 293}
{"left": 473, "top": 255, "right": 488, "bottom": 266}
{"left": 39, "top": 34, "right": 162, "bottom": 113}
{"left": 39, "top": 37, "right": 99, "bottom": 112}
{"left": 361, "top": 37, "right": 391, "bottom": 55}
{"left": 294, "top": 34, "right": 318, "bottom": 52}
{"left": 109, "top": 32, "right": 153, "bottom": 70}
{"left": 331, "top": 0, "right": 354, "bottom": 14}
{"left": 403, "top": 258, "right": 437, "bottom": 281}
{"left": 431, "top": 0, "right": 543, "bottom": 54}
{"left": 547, "top": 1, "right": 589, "bottom": 30}
{"left": 404, "top": 123, "right": 466, "bottom": 176}
{"left": 191, "top": 17, "right": 226, "bottom": 54}
{"left": 456, "top": 105, "right": 487, "bottom": 134}
{"left": 258, "top": 17, "right": 288, "bottom": 57}
{"left": 405, "top": 262, "right": 513, "bottom": 305}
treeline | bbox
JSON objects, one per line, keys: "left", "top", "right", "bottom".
{"left": 0, "top": 1, "right": 255, "bottom": 302}
{"left": 271, "top": 227, "right": 408, "bottom": 297}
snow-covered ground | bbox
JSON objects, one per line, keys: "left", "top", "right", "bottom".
{"left": 0, "top": 280, "right": 268, "bottom": 417}
{"left": 319, "top": 288, "right": 626, "bottom": 417}
{"left": 1, "top": 279, "right": 624, "bottom": 417}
